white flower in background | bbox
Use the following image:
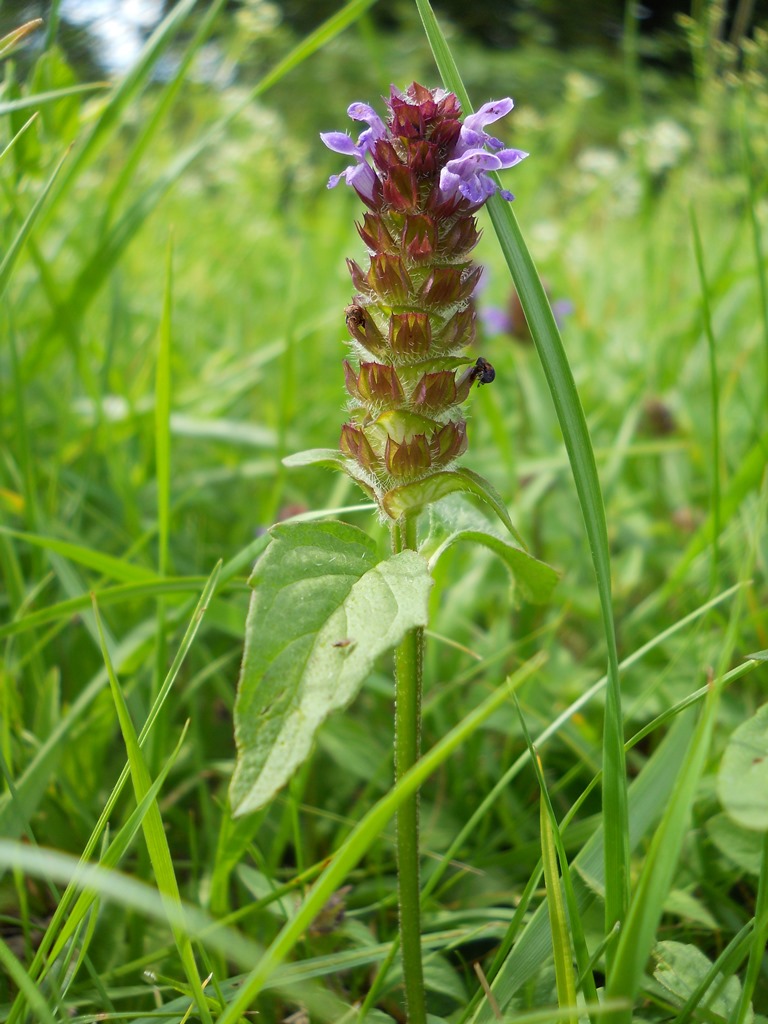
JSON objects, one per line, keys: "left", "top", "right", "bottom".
{"left": 621, "top": 120, "right": 692, "bottom": 174}
{"left": 565, "top": 71, "right": 602, "bottom": 102}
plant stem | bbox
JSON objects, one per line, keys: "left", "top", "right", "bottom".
{"left": 393, "top": 512, "right": 427, "bottom": 1024}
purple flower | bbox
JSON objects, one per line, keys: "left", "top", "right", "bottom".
{"left": 319, "top": 131, "right": 378, "bottom": 202}
{"left": 318, "top": 101, "right": 391, "bottom": 202}
{"left": 321, "top": 87, "right": 527, "bottom": 212}
{"left": 320, "top": 83, "right": 530, "bottom": 503}
{"left": 454, "top": 98, "right": 515, "bottom": 155}
{"left": 439, "top": 147, "right": 528, "bottom": 205}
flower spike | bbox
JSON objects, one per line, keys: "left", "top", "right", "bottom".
{"left": 320, "top": 83, "right": 528, "bottom": 516}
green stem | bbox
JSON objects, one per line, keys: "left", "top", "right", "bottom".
{"left": 393, "top": 512, "right": 427, "bottom": 1024}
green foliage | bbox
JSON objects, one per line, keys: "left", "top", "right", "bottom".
{"left": 231, "top": 520, "right": 432, "bottom": 815}
{"left": 718, "top": 703, "right": 768, "bottom": 832}
{"left": 1, "top": 0, "right": 768, "bottom": 1021}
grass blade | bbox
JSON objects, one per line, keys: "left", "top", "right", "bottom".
{"left": 0, "top": 526, "right": 160, "bottom": 583}
{"left": 0, "top": 939, "right": 56, "bottom": 1024}
{"left": 91, "top": 596, "right": 214, "bottom": 1024}
{"left": 413, "top": 0, "right": 628, "bottom": 957}
{"left": 45, "top": 722, "right": 189, "bottom": 967}
{"left": 539, "top": 772, "right": 578, "bottom": 1024}
{"left": 516, "top": 699, "right": 598, "bottom": 1020}
{"left": 689, "top": 206, "right": 721, "bottom": 588}
{"left": 0, "top": 146, "right": 68, "bottom": 301}
{"left": 0, "top": 82, "right": 108, "bottom": 115}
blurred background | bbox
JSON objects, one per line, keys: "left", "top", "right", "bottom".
{"left": 1, "top": 3, "right": 767, "bottom": 1015}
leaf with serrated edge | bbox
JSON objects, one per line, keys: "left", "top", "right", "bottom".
{"left": 230, "top": 521, "right": 432, "bottom": 816}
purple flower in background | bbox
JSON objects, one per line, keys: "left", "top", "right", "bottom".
{"left": 476, "top": 268, "right": 573, "bottom": 343}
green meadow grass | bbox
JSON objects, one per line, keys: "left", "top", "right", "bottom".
{"left": 1, "top": 2, "right": 767, "bottom": 1022}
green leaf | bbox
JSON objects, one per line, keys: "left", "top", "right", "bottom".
{"left": 383, "top": 467, "right": 523, "bottom": 544}
{"left": 718, "top": 703, "right": 768, "bottom": 831}
{"left": 424, "top": 496, "right": 559, "bottom": 604}
{"left": 230, "top": 521, "right": 432, "bottom": 816}
{"left": 283, "top": 448, "right": 378, "bottom": 502}
{"left": 653, "top": 941, "right": 752, "bottom": 1023}
{"left": 706, "top": 813, "right": 764, "bottom": 874}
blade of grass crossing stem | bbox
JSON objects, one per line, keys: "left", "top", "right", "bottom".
{"left": 91, "top": 596, "right": 214, "bottom": 1024}
{"left": 515, "top": 698, "right": 598, "bottom": 1020}
{"left": 0, "top": 112, "right": 37, "bottom": 163}
{"left": 150, "top": 238, "right": 173, "bottom": 773}
{"left": 0, "top": 83, "right": 108, "bottom": 116}
{"left": 0, "top": 145, "right": 68, "bottom": 301}
{"left": 689, "top": 206, "right": 721, "bottom": 590}
{"left": 414, "top": 0, "right": 628, "bottom": 958}
{"left": 215, "top": 655, "right": 545, "bottom": 1024}
{"left": 4, "top": 567, "right": 220, "bottom": 1024}
{"left": 0, "top": 577, "right": 211, "bottom": 640}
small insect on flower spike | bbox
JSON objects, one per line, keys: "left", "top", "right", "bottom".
{"left": 320, "top": 83, "right": 528, "bottom": 520}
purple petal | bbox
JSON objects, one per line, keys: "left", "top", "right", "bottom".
{"left": 459, "top": 174, "right": 496, "bottom": 205}
{"left": 445, "top": 150, "right": 502, "bottom": 176}
{"left": 496, "top": 148, "right": 529, "bottom": 168}
{"left": 346, "top": 162, "right": 377, "bottom": 202}
{"left": 320, "top": 131, "right": 361, "bottom": 156}
{"left": 438, "top": 167, "right": 463, "bottom": 199}
{"left": 463, "top": 98, "right": 514, "bottom": 133}
{"left": 347, "top": 102, "right": 387, "bottom": 145}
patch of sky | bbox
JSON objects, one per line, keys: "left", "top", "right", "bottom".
{"left": 60, "top": 0, "right": 162, "bottom": 73}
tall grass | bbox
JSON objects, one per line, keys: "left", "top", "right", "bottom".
{"left": 1, "top": 2, "right": 766, "bottom": 1022}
